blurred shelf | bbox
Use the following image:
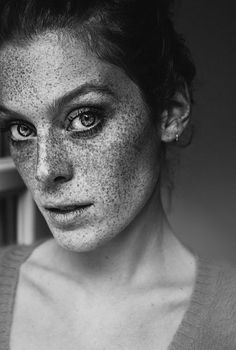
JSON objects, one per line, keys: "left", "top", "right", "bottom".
{"left": 0, "top": 157, "right": 25, "bottom": 194}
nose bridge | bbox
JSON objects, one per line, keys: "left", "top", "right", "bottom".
{"left": 36, "top": 130, "right": 72, "bottom": 184}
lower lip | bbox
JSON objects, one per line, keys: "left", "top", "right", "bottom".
{"left": 45, "top": 205, "right": 92, "bottom": 229}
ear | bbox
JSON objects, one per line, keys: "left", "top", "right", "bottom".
{"left": 160, "top": 85, "right": 191, "bottom": 143}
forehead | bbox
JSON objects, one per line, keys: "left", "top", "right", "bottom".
{"left": 0, "top": 31, "right": 136, "bottom": 113}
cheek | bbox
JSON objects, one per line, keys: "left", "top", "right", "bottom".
{"left": 73, "top": 117, "right": 160, "bottom": 209}
{"left": 10, "top": 141, "right": 37, "bottom": 188}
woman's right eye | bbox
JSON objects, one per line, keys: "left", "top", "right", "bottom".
{"left": 9, "top": 123, "right": 36, "bottom": 141}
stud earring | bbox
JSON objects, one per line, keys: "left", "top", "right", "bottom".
{"left": 175, "top": 133, "right": 179, "bottom": 142}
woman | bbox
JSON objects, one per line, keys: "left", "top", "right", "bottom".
{"left": 0, "top": 0, "right": 236, "bottom": 349}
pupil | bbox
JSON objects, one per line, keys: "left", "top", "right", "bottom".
{"left": 18, "top": 125, "right": 31, "bottom": 137}
{"left": 81, "top": 114, "right": 95, "bottom": 127}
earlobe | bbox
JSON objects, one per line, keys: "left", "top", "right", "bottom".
{"left": 160, "top": 86, "right": 191, "bottom": 143}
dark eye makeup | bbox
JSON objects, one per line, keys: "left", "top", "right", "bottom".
{"left": 0, "top": 104, "right": 109, "bottom": 144}
{"left": 66, "top": 106, "right": 108, "bottom": 138}
{"left": 0, "top": 119, "right": 35, "bottom": 135}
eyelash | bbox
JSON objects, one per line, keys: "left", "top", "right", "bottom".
{"left": 0, "top": 106, "right": 108, "bottom": 142}
{"left": 0, "top": 120, "right": 32, "bottom": 133}
{"left": 66, "top": 106, "right": 106, "bottom": 138}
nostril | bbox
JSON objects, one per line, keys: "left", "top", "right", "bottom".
{"left": 54, "top": 176, "right": 67, "bottom": 183}
{"left": 35, "top": 149, "right": 73, "bottom": 184}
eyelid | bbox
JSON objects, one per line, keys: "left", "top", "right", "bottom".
{"left": 64, "top": 104, "right": 110, "bottom": 139}
{"left": 66, "top": 103, "right": 107, "bottom": 115}
{"left": 66, "top": 106, "right": 103, "bottom": 128}
{"left": 2, "top": 119, "right": 36, "bottom": 141}
{"left": 67, "top": 106, "right": 93, "bottom": 119}
{"left": 9, "top": 119, "right": 36, "bottom": 131}
{"left": 65, "top": 104, "right": 108, "bottom": 123}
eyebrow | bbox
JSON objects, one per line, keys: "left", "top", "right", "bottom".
{"left": 51, "top": 83, "right": 116, "bottom": 111}
{"left": 0, "top": 83, "right": 116, "bottom": 120}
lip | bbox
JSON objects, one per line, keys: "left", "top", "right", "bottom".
{"left": 44, "top": 203, "right": 92, "bottom": 212}
{"left": 43, "top": 203, "right": 93, "bottom": 229}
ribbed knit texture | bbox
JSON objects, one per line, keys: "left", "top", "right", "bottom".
{"left": 0, "top": 242, "right": 42, "bottom": 350}
{"left": 169, "top": 258, "right": 219, "bottom": 349}
{"left": 0, "top": 242, "right": 236, "bottom": 349}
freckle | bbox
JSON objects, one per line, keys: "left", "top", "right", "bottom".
{"left": 0, "top": 30, "right": 160, "bottom": 253}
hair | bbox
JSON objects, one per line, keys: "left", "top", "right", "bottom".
{"left": 0, "top": 0, "right": 196, "bottom": 192}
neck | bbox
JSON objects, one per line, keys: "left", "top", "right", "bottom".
{"left": 51, "top": 186, "right": 195, "bottom": 291}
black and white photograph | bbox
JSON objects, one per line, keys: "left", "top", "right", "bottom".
{"left": 0, "top": 0, "right": 236, "bottom": 349}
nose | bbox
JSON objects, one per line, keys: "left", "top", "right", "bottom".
{"left": 35, "top": 137, "right": 73, "bottom": 186}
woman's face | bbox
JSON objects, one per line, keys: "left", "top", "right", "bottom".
{"left": 0, "top": 31, "right": 161, "bottom": 251}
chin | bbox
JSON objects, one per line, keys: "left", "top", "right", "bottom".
{"left": 43, "top": 194, "right": 152, "bottom": 253}
{"left": 49, "top": 225, "right": 119, "bottom": 253}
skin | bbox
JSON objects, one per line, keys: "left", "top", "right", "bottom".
{"left": 0, "top": 31, "right": 196, "bottom": 349}
{"left": 0, "top": 31, "right": 161, "bottom": 252}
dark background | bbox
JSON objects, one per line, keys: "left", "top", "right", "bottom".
{"left": 168, "top": 0, "right": 236, "bottom": 258}
{"left": 2, "top": 0, "right": 235, "bottom": 257}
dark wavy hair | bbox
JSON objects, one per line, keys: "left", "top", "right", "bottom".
{"left": 0, "top": 0, "right": 196, "bottom": 191}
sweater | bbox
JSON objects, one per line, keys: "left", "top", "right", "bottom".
{"left": 0, "top": 243, "right": 236, "bottom": 350}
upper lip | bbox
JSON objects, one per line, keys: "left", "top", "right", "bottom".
{"left": 43, "top": 203, "right": 92, "bottom": 211}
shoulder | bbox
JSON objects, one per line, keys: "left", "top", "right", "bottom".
{"left": 0, "top": 241, "right": 48, "bottom": 312}
{"left": 0, "top": 244, "right": 32, "bottom": 290}
{"left": 212, "top": 259, "right": 236, "bottom": 305}
{"left": 197, "top": 258, "right": 236, "bottom": 347}
{"left": 0, "top": 243, "right": 34, "bottom": 265}
{"left": 0, "top": 240, "right": 47, "bottom": 277}
{"left": 210, "top": 259, "right": 236, "bottom": 322}
{"left": 199, "top": 257, "right": 236, "bottom": 298}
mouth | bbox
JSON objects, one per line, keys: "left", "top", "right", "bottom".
{"left": 43, "top": 203, "right": 93, "bottom": 228}
{"left": 44, "top": 203, "right": 92, "bottom": 214}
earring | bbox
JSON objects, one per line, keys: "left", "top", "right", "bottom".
{"left": 175, "top": 133, "right": 179, "bottom": 142}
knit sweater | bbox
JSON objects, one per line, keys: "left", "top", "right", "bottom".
{"left": 0, "top": 243, "right": 236, "bottom": 350}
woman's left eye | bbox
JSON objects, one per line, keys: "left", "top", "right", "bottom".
{"left": 67, "top": 108, "right": 102, "bottom": 133}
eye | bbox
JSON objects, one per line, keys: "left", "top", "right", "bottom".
{"left": 67, "top": 108, "right": 101, "bottom": 133}
{"left": 10, "top": 123, "right": 36, "bottom": 141}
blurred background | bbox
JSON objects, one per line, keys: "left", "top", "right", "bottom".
{"left": 169, "top": 0, "right": 236, "bottom": 259}
{"left": 0, "top": 0, "right": 235, "bottom": 259}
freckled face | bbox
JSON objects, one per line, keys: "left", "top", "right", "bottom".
{"left": 0, "top": 31, "right": 161, "bottom": 251}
